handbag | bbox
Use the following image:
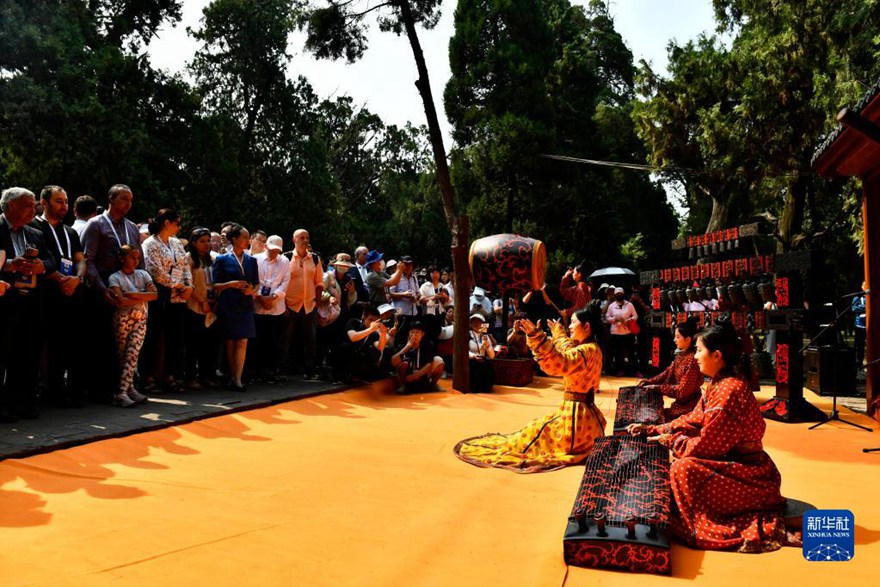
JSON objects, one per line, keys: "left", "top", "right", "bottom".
{"left": 317, "top": 301, "right": 341, "bottom": 327}
{"left": 629, "top": 319, "right": 641, "bottom": 335}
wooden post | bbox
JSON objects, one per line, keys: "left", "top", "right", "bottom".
{"left": 452, "top": 215, "right": 471, "bottom": 393}
{"left": 863, "top": 178, "right": 879, "bottom": 419}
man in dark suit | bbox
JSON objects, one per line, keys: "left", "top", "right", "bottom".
{"left": 349, "top": 246, "right": 370, "bottom": 301}
{"left": 0, "top": 187, "right": 56, "bottom": 421}
{"left": 32, "top": 185, "right": 88, "bottom": 407}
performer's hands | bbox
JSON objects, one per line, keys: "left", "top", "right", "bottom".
{"left": 514, "top": 318, "right": 540, "bottom": 335}
{"left": 546, "top": 318, "right": 560, "bottom": 331}
{"left": 627, "top": 423, "right": 650, "bottom": 436}
{"left": 646, "top": 433, "right": 673, "bottom": 448}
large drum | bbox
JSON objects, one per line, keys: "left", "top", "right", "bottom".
{"left": 469, "top": 234, "right": 546, "bottom": 293}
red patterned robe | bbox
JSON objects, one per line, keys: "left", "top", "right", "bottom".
{"left": 641, "top": 348, "right": 703, "bottom": 419}
{"left": 559, "top": 274, "right": 592, "bottom": 310}
{"left": 645, "top": 373, "right": 788, "bottom": 553}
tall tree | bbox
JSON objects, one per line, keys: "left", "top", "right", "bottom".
{"left": 188, "top": 0, "right": 338, "bottom": 235}
{"left": 635, "top": 0, "right": 880, "bottom": 249}
{"left": 446, "top": 0, "right": 677, "bottom": 274}
{"left": 302, "top": 0, "right": 473, "bottom": 391}
{"left": 0, "top": 0, "right": 193, "bottom": 216}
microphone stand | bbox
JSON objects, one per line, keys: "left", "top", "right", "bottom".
{"left": 804, "top": 299, "right": 872, "bottom": 432}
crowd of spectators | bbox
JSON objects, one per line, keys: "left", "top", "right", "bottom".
{"left": 0, "top": 183, "right": 658, "bottom": 422}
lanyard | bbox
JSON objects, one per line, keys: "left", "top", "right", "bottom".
{"left": 158, "top": 235, "right": 176, "bottom": 263}
{"left": 102, "top": 212, "right": 129, "bottom": 247}
{"left": 233, "top": 252, "right": 246, "bottom": 277}
{"left": 43, "top": 216, "right": 72, "bottom": 259}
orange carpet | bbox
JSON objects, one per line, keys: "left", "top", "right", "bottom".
{"left": 0, "top": 377, "right": 878, "bottom": 586}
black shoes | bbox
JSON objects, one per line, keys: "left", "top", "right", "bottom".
{"left": 228, "top": 381, "right": 247, "bottom": 393}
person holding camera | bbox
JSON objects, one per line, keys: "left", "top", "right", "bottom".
{"left": 341, "top": 304, "right": 395, "bottom": 382}
{"left": 466, "top": 314, "right": 495, "bottom": 393}
{"left": 419, "top": 265, "right": 450, "bottom": 341}
{"left": 391, "top": 322, "right": 444, "bottom": 394}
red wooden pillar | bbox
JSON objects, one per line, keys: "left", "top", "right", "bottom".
{"left": 864, "top": 177, "right": 879, "bottom": 417}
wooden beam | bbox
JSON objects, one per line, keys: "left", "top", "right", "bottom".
{"left": 837, "top": 107, "right": 880, "bottom": 148}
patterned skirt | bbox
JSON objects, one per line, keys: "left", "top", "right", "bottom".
{"left": 453, "top": 398, "right": 606, "bottom": 474}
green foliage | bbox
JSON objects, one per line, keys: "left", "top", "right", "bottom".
{"left": 445, "top": 0, "right": 679, "bottom": 278}
{"left": 0, "top": 0, "right": 190, "bottom": 218}
{"left": 302, "top": 0, "right": 443, "bottom": 64}
{"left": 635, "top": 0, "right": 880, "bottom": 257}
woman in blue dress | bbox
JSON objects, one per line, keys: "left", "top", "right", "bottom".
{"left": 213, "top": 224, "right": 259, "bottom": 391}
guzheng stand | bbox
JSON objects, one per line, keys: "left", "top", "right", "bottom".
{"left": 760, "top": 252, "right": 825, "bottom": 423}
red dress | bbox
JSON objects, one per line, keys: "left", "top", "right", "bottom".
{"left": 641, "top": 348, "right": 703, "bottom": 419}
{"left": 646, "top": 373, "right": 787, "bottom": 552}
{"left": 559, "top": 274, "right": 592, "bottom": 310}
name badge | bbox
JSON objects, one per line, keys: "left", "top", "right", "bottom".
{"left": 60, "top": 258, "right": 74, "bottom": 276}
{"left": 261, "top": 285, "right": 271, "bottom": 296}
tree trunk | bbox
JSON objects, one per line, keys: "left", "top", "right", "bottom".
{"left": 778, "top": 174, "right": 808, "bottom": 252}
{"left": 506, "top": 169, "right": 515, "bottom": 233}
{"left": 399, "top": 0, "right": 470, "bottom": 391}
{"left": 705, "top": 195, "right": 730, "bottom": 233}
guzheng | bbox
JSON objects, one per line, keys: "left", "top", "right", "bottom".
{"left": 563, "top": 435, "right": 672, "bottom": 574}
{"left": 613, "top": 386, "right": 665, "bottom": 434}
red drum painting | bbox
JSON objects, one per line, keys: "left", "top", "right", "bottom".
{"left": 469, "top": 234, "right": 547, "bottom": 293}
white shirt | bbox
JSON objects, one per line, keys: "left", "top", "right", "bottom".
{"left": 469, "top": 294, "right": 493, "bottom": 321}
{"left": 444, "top": 282, "right": 455, "bottom": 306}
{"left": 254, "top": 252, "right": 290, "bottom": 315}
{"left": 391, "top": 273, "right": 420, "bottom": 316}
{"left": 419, "top": 281, "right": 448, "bottom": 316}
{"left": 605, "top": 300, "right": 638, "bottom": 335}
{"left": 72, "top": 218, "right": 88, "bottom": 238}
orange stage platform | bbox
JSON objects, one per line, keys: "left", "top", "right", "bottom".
{"left": 0, "top": 377, "right": 877, "bottom": 585}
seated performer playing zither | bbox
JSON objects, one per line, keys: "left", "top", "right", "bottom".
{"left": 627, "top": 321, "right": 797, "bottom": 553}
{"left": 453, "top": 306, "right": 606, "bottom": 473}
{"left": 637, "top": 317, "right": 703, "bottom": 419}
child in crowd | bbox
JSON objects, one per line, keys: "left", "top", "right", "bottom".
{"left": 108, "top": 245, "right": 158, "bottom": 407}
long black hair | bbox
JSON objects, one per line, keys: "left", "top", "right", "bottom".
{"left": 697, "top": 320, "right": 752, "bottom": 380}
{"left": 573, "top": 305, "right": 602, "bottom": 343}
{"left": 675, "top": 316, "right": 699, "bottom": 350}
{"left": 187, "top": 226, "right": 213, "bottom": 268}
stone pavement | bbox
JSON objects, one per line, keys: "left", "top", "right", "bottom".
{"left": 0, "top": 378, "right": 348, "bottom": 461}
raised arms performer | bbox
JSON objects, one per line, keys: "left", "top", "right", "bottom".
{"left": 454, "top": 306, "right": 605, "bottom": 473}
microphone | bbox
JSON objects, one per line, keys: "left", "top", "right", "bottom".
{"left": 838, "top": 289, "right": 869, "bottom": 299}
